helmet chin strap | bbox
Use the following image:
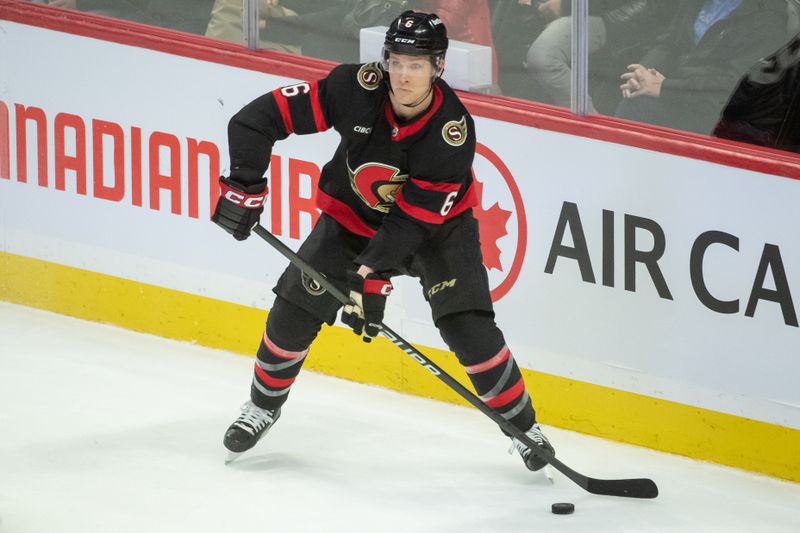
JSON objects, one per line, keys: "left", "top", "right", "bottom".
{"left": 402, "top": 84, "right": 434, "bottom": 109}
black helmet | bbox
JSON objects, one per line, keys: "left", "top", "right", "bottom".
{"left": 383, "top": 10, "right": 448, "bottom": 63}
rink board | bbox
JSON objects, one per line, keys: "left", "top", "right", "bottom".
{"left": 1, "top": 5, "right": 799, "bottom": 481}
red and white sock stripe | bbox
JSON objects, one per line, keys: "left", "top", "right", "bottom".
{"left": 463, "top": 345, "right": 510, "bottom": 375}
{"left": 262, "top": 331, "right": 309, "bottom": 361}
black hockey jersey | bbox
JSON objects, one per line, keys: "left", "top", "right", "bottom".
{"left": 227, "top": 62, "right": 477, "bottom": 272}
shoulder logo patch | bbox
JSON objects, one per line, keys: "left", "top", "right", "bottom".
{"left": 357, "top": 63, "right": 383, "bottom": 91}
{"left": 442, "top": 116, "right": 468, "bottom": 147}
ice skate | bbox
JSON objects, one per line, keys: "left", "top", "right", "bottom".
{"left": 510, "top": 423, "right": 555, "bottom": 472}
{"left": 223, "top": 401, "right": 281, "bottom": 464}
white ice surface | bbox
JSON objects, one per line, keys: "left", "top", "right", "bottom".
{"left": 1, "top": 302, "right": 798, "bottom": 533}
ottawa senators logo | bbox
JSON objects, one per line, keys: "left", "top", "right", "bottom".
{"left": 442, "top": 116, "right": 468, "bottom": 147}
{"left": 301, "top": 272, "right": 327, "bottom": 296}
{"left": 347, "top": 159, "right": 408, "bottom": 213}
{"left": 357, "top": 63, "right": 383, "bottom": 91}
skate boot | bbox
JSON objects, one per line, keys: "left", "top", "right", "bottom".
{"left": 223, "top": 401, "right": 281, "bottom": 463}
{"left": 510, "top": 423, "right": 555, "bottom": 472}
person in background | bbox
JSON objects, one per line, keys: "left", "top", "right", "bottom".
{"left": 489, "top": 0, "right": 550, "bottom": 98}
{"left": 206, "top": 0, "right": 415, "bottom": 63}
{"left": 36, "top": 0, "right": 214, "bottom": 34}
{"left": 205, "top": 0, "right": 303, "bottom": 54}
{"left": 524, "top": 0, "right": 671, "bottom": 112}
{"left": 615, "top": 0, "right": 789, "bottom": 135}
{"left": 713, "top": 32, "right": 800, "bottom": 152}
{"left": 418, "top": 0, "right": 500, "bottom": 89}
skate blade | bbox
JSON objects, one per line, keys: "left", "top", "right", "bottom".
{"left": 543, "top": 464, "right": 555, "bottom": 484}
{"left": 224, "top": 450, "right": 244, "bottom": 465}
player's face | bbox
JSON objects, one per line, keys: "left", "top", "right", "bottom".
{"left": 386, "top": 53, "right": 437, "bottom": 105}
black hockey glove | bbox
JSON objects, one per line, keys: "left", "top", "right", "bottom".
{"left": 212, "top": 175, "right": 268, "bottom": 241}
{"left": 341, "top": 270, "right": 393, "bottom": 342}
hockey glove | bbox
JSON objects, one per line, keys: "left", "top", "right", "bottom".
{"left": 341, "top": 270, "right": 393, "bottom": 342}
{"left": 212, "top": 175, "right": 268, "bottom": 241}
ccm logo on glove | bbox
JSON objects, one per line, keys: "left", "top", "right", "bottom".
{"left": 220, "top": 181, "right": 268, "bottom": 208}
{"left": 212, "top": 175, "right": 268, "bottom": 241}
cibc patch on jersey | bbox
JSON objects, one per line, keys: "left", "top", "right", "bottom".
{"left": 357, "top": 62, "right": 384, "bottom": 91}
{"left": 442, "top": 115, "right": 468, "bottom": 146}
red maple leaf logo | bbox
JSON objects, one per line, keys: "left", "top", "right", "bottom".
{"left": 471, "top": 174, "right": 512, "bottom": 271}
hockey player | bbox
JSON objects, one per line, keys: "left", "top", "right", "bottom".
{"left": 212, "top": 10, "right": 555, "bottom": 471}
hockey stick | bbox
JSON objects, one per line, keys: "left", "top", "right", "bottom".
{"left": 252, "top": 224, "right": 658, "bottom": 499}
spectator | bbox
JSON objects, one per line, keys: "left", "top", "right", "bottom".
{"left": 32, "top": 0, "right": 156, "bottom": 24}
{"left": 490, "top": 0, "right": 549, "bottom": 98}
{"left": 38, "top": 0, "right": 214, "bottom": 34}
{"left": 206, "top": 0, "right": 415, "bottom": 63}
{"left": 260, "top": 0, "right": 371, "bottom": 62}
{"left": 615, "top": 0, "right": 790, "bottom": 135}
{"left": 417, "top": 0, "right": 500, "bottom": 87}
{"left": 205, "top": 0, "right": 302, "bottom": 54}
{"left": 146, "top": 0, "right": 215, "bottom": 34}
{"left": 714, "top": 33, "right": 800, "bottom": 152}
{"left": 524, "top": 0, "right": 672, "bottom": 112}
{"left": 209, "top": 0, "right": 500, "bottom": 79}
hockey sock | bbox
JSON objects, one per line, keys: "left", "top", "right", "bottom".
{"left": 437, "top": 312, "right": 536, "bottom": 432}
{"left": 250, "top": 297, "right": 322, "bottom": 410}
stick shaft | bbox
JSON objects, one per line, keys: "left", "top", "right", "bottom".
{"left": 251, "top": 224, "right": 658, "bottom": 498}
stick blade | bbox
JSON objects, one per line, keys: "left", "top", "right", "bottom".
{"left": 586, "top": 478, "right": 659, "bottom": 499}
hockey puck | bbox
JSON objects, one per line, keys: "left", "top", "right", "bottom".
{"left": 551, "top": 502, "right": 575, "bottom": 515}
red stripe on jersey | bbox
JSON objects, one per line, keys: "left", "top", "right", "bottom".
{"left": 483, "top": 377, "right": 526, "bottom": 408}
{"left": 254, "top": 363, "right": 296, "bottom": 388}
{"left": 272, "top": 89, "right": 294, "bottom": 135}
{"left": 409, "top": 178, "right": 461, "bottom": 193}
{"left": 262, "top": 331, "right": 308, "bottom": 360}
{"left": 464, "top": 346, "right": 511, "bottom": 375}
{"left": 309, "top": 81, "right": 329, "bottom": 132}
{"left": 394, "top": 193, "right": 445, "bottom": 224}
{"left": 385, "top": 86, "right": 443, "bottom": 142}
{"left": 317, "top": 190, "right": 376, "bottom": 237}
{"left": 394, "top": 181, "right": 477, "bottom": 224}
